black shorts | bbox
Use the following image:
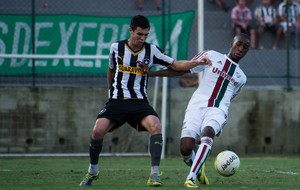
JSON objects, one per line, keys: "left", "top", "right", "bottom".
{"left": 97, "top": 99, "right": 159, "bottom": 131}
{"left": 264, "top": 23, "right": 282, "bottom": 33}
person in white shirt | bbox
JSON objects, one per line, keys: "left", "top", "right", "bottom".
{"left": 255, "top": 0, "right": 283, "bottom": 49}
{"left": 278, "top": 0, "right": 300, "bottom": 48}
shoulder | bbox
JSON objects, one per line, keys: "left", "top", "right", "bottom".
{"left": 278, "top": 3, "right": 284, "bottom": 9}
{"left": 110, "top": 42, "right": 118, "bottom": 52}
{"left": 232, "top": 5, "right": 239, "bottom": 11}
{"left": 147, "top": 42, "right": 164, "bottom": 53}
{"left": 206, "top": 50, "right": 223, "bottom": 58}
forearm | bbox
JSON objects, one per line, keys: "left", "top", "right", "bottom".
{"left": 148, "top": 68, "right": 189, "bottom": 77}
{"left": 169, "top": 60, "right": 201, "bottom": 71}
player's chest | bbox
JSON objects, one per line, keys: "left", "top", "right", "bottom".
{"left": 207, "top": 64, "right": 245, "bottom": 87}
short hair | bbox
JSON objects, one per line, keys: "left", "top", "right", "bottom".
{"left": 234, "top": 33, "right": 250, "bottom": 42}
{"left": 130, "top": 15, "right": 150, "bottom": 31}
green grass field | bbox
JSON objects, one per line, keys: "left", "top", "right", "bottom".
{"left": 0, "top": 156, "right": 299, "bottom": 190}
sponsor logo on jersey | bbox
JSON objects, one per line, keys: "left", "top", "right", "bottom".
{"left": 118, "top": 65, "right": 144, "bottom": 75}
{"left": 212, "top": 67, "right": 238, "bottom": 86}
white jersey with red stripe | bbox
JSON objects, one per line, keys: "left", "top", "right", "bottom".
{"left": 187, "top": 50, "right": 247, "bottom": 115}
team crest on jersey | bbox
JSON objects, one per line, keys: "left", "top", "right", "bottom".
{"left": 236, "top": 72, "right": 241, "bottom": 78}
{"left": 143, "top": 58, "right": 150, "bottom": 65}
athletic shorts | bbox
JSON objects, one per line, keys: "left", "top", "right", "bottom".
{"left": 97, "top": 99, "right": 159, "bottom": 131}
{"left": 181, "top": 107, "right": 227, "bottom": 141}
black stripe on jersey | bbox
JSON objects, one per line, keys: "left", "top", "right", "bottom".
{"left": 153, "top": 55, "right": 171, "bottom": 67}
{"left": 109, "top": 51, "right": 117, "bottom": 98}
{"left": 127, "top": 54, "right": 138, "bottom": 98}
{"left": 116, "top": 40, "right": 126, "bottom": 98}
{"left": 139, "top": 43, "right": 151, "bottom": 99}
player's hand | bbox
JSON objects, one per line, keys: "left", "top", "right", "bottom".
{"left": 137, "top": 60, "right": 151, "bottom": 74}
{"left": 197, "top": 56, "right": 212, "bottom": 66}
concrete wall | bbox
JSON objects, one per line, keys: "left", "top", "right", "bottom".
{"left": 0, "top": 86, "right": 300, "bottom": 156}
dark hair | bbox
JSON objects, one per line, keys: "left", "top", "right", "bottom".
{"left": 234, "top": 33, "right": 250, "bottom": 42}
{"left": 130, "top": 15, "right": 150, "bottom": 31}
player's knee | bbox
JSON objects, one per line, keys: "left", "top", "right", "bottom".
{"left": 148, "top": 122, "right": 161, "bottom": 135}
{"left": 180, "top": 138, "right": 194, "bottom": 156}
{"left": 202, "top": 126, "right": 215, "bottom": 139}
{"left": 91, "top": 119, "right": 109, "bottom": 139}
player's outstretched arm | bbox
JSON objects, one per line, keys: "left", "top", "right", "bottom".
{"left": 169, "top": 56, "right": 211, "bottom": 71}
{"left": 137, "top": 61, "right": 189, "bottom": 77}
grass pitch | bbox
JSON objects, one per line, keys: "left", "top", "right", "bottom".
{"left": 0, "top": 156, "right": 299, "bottom": 190}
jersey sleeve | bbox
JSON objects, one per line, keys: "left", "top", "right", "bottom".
{"left": 151, "top": 45, "right": 174, "bottom": 67}
{"left": 231, "top": 6, "right": 237, "bottom": 19}
{"left": 189, "top": 50, "right": 211, "bottom": 73}
{"left": 108, "top": 43, "right": 118, "bottom": 70}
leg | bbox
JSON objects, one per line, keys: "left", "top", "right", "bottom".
{"left": 89, "top": 118, "right": 115, "bottom": 172}
{"left": 154, "top": 0, "right": 161, "bottom": 10}
{"left": 249, "top": 29, "right": 256, "bottom": 49}
{"left": 79, "top": 117, "right": 115, "bottom": 186}
{"left": 257, "top": 26, "right": 264, "bottom": 49}
{"left": 141, "top": 115, "right": 163, "bottom": 186}
{"left": 137, "top": 0, "right": 144, "bottom": 10}
{"left": 273, "top": 26, "right": 283, "bottom": 49}
{"left": 186, "top": 126, "right": 215, "bottom": 182}
{"left": 180, "top": 137, "right": 196, "bottom": 166}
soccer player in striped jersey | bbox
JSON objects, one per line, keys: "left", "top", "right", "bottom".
{"left": 144, "top": 33, "right": 250, "bottom": 188}
{"left": 79, "top": 15, "right": 211, "bottom": 187}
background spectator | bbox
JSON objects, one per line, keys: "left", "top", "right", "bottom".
{"left": 137, "top": 0, "right": 161, "bottom": 11}
{"left": 255, "top": 0, "right": 283, "bottom": 49}
{"left": 231, "top": 0, "right": 256, "bottom": 49}
{"left": 278, "top": 0, "right": 300, "bottom": 48}
{"left": 208, "top": 0, "right": 230, "bottom": 12}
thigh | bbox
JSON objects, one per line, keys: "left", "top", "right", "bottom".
{"left": 181, "top": 108, "right": 205, "bottom": 141}
{"left": 96, "top": 99, "right": 127, "bottom": 130}
{"left": 127, "top": 100, "right": 159, "bottom": 131}
{"left": 201, "top": 107, "right": 227, "bottom": 136}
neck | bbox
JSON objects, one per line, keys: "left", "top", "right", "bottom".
{"left": 227, "top": 54, "right": 239, "bottom": 63}
{"left": 127, "top": 39, "right": 143, "bottom": 52}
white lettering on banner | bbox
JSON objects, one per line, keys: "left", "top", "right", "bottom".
{"left": 11, "top": 22, "right": 31, "bottom": 67}
{"left": 164, "top": 20, "right": 182, "bottom": 60}
{"left": 1, "top": 20, "right": 185, "bottom": 69}
{"left": 74, "top": 23, "right": 97, "bottom": 68}
{"left": 0, "top": 22, "right": 8, "bottom": 66}
{"left": 52, "top": 22, "right": 77, "bottom": 67}
{"left": 34, "top": 22, "right": 53, "bottom": 67}
{"left": 95, "top": 24, "right": 119, "bottom": 68}
{"left": 147, "top": 23, "right": 159, "bottom": 46}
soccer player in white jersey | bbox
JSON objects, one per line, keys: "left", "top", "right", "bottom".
{"left": 79, "top": 15, "right": 210, "bottom": 187}
{"left": 143, "top": 33, "right": 250, "bottom": 188}
{"left": 180, "top": 33, "right": 249, "bottom": 188}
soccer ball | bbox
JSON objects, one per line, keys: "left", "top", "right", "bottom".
{"left": 214, "top": 150, "right": 240, "bottom": 177}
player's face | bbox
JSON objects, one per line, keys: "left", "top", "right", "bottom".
{"left": 129, "top": 27, "right": 150, "bottom": 50}
{"left": 229, "top": 37, "right": 250, "bottom": 63}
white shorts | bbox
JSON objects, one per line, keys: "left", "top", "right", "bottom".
{"left": 181, "top": 107, "right": 227, "bottom": 141}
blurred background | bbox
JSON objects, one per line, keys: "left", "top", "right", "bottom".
{"left": 0, "top": 0, "right": 299, "bottom": 156}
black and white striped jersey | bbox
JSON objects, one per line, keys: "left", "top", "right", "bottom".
{"left": 108, "top": 40, "right": 174, "bottom": 100}
{"left": 278, "top": 2, "right": 300, "bottom": 23}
